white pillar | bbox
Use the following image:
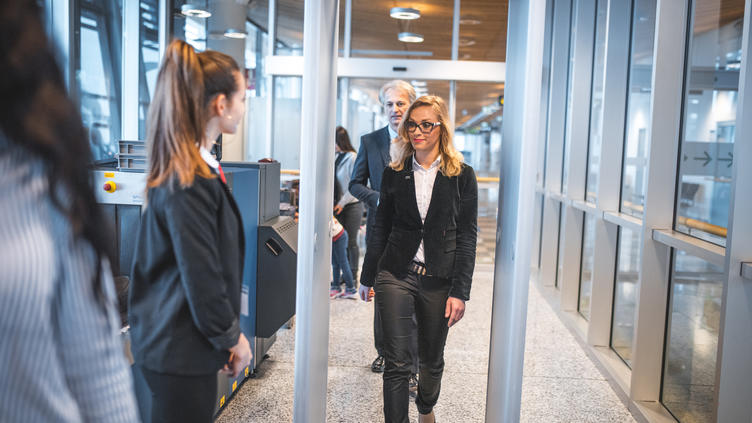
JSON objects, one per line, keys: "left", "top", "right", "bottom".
{"left": 293, "top": 1, "right": 339, "bottom": 422}
{"left": 485, "top": 0, "right": 546, "bottom": 421}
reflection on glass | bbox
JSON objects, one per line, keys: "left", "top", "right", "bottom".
{"left": 578, "top": 212, "right": 596, "bottom": 320}
{"left": 138, "top": 0, "right": 160, "bottom": 139}
{"left": 585, "top": 0, "right": 608, "bottom": 203}
{"left": 172, "top": 0, "right": 206, "bottom": 51}
{"left": 456, "top": 81, "right": 504, "bottom": 177}
{"left": 77, "top": 0, "right": 122, "bottom": 162}
{"left": 621, "top": 0, "right": 657, "bottom": 218}
{"left": 674, "top": 0, "right": 745, "bottom": 246}
{"left": 555, "top": 203, "right": 565, "bottom": 288}
{"left": 661, "top": 249, "right": 724, "bottom": 423}
{"left": 610, "top": 226, "right": 640, "bottom": 367}
{"left": 561, "top": 0, "right": 578, "bottom": 193}
{"left": 459, "top": 0, "right": 508, "bottom": 61}
{"left": 272, "top": 77, "right": 302, "bottom": 168}
{"left": 351, "top": 1, "right": 453, "bottom": 59}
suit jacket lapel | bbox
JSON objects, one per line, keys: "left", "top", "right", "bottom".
{"left": 215, "top": 169, "right": 246, "bottom": 261}
{"left": 399, "top": 156, "right": 422, "bottom": 224}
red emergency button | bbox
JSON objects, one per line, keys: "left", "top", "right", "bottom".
{"left": 103, "top": 181, "right": 117, "bottom": 193}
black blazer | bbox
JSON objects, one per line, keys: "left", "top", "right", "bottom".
{"left": 361, "top": 157, "right": 478, "bottom": 301}
{"left": 349, "top": 126, "right": 391, "bottom": 211}
{"left": 129, "top": 171, "right": 244, "bottom": 375}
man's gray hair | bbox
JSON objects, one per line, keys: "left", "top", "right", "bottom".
{"left": 378, "top": 80, "right": 417, "bottom": 105}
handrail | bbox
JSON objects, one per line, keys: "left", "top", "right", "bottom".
{"left": 622, "top": 200, "right": 727, "bottom": 238}
{"left": 281, "top": 169, "right": 501, "bottom": 183}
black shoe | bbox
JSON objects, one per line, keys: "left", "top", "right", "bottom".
{"left": 409, "top": 373, "right": 418, "bottom": 398}
{"left": 371, "top": 355, "right": 385, "bottom": 373}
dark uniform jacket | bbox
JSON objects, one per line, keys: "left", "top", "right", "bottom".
{"left": 129, "top": 171, "right": 244, "bottom": 375}
{"left": 360, "top": 156, "right": 478, "bottom": 301}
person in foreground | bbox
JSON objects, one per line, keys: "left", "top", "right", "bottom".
{"left": 0, "top": 1, "right": 139, "bottom": 421}
{"left": 360, "top": 95, "right": 478, "bottom": 423}
{"left": 129, "top": 40, "right": 251, "bottom": 422}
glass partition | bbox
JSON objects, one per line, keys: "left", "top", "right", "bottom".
{"left": 661, "top": 249, "right": 724, "bottom": 423}
{"left": 585, "top": 0, "right": 608, "bottom": 203}
{"left": 76, "top": 0, "right": 123, "bottom": 162}
{"left": 578, "top": 212, "right": 596, "bottom": 320}
{"left": 610, "top": 226, "right": 640, "bottom": 367}
{"left": 561, "top": 0, "right": 579, "bottom": 193}
{"left": 620, "top": 0, "right": 657, "bottom": 218}
{"left": 138, "top": 0, "right": 160, "bottom": 139}
{"left": 556, "top": 203, "right": 566, "bottom": 288}
{"left": 674, "top": 0, "right": 746, "bottom": 246}
{"left": 271, "top": 77, "right": 302, "bottom": 168}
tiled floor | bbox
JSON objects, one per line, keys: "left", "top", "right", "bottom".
{"left": 217, "top": 264, "right": 638, "bottom": 422}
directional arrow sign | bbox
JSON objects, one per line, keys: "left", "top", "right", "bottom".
{"left": 693, "top": 150, "right": 712, "bottom": 166}
{"left": 680, "top": 141, "right": 733, "bottom": 178}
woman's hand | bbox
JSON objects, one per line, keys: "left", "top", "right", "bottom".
{"left": 359, "top": 285, "right": 374, "bottom": 302}
{"left": 221, "top": 333, "right": 252, "bottom": 378}
{"left": 445, "top": 297, "right": 466, "bottom": 327}
{"left": 334, "top": 204, "right": 343, "bottom": 215}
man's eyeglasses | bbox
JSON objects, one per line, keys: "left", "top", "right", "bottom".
{"left": 405, "top": 121, "right": 441, "bottom": 134}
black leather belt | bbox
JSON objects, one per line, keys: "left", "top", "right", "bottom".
{"left": 408, "top": 261, "right": 428, "bottom": 276}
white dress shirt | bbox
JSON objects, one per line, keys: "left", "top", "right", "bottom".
{"left": 412, "top": 154, "right": 441, "bottom": 263}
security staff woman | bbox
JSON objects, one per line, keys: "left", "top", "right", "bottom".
{"left": 360, "top": 95, "right": 478, "bottom": 423}
{"left": 129, "top": 40, "right": 252, "bottom": 422}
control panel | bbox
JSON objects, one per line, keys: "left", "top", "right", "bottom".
{"left": 92, "top": 170, "right": 147, "bottom": 205}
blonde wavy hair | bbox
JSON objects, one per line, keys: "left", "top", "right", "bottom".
{"left": 390, "top": 95, "right": 464, "bottom": 177}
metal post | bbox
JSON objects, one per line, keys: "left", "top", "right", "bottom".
{"left": 293, "top": 1, "right": 339, "bottom": 422}
{"left": 449, "top": 0, "right": 460, "bottom": 126}
{"left": 122, "top": 0, "right": 140, "bottom": 140}
{"left": 51, "top": 0, "right": 76, "bottom": 94}
{"left": 716, "top": 0, "right": 752, "bottom": 419}
{"left": 340, "top": 0, "right": 352, "bottom": 129}
{"left": 264, "top": 0, "right": 277, "bottom": 158}
{"left": 158, "top": 0, "right": 170, "bottom": 61}
{"left": 485, "top": 0, "right": 546, "bottom": 421}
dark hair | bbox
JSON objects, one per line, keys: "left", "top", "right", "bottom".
{"left": 146, "top": 40, "right": 241, "bottom": 190}
{"left": 0, "top": 1, "right": 113, "bottom": 293}
{"left": 335, "top": 126, "right": 355, "bottom": 153}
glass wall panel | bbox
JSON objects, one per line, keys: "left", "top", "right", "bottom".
{"left": 661, "top": 249, "right": 724, "bottom": 423}
{"left": 458, "top": 0, "right": 508, "bottom": 61}
{"left": 674, "top": 0, "right": 746, "bottom": 246}
{"left": 172, "top": 0, "right": 207, "bottom": 51}
{"left": 610, "top": 226, "right": 640, "bottom": 367}
{"left": 76, "top": 0, "right": 122, "bottom": 162}
{"left": 138, "top": 0, "right": 160, "bottom": 139}
{"left": 244, "top": 20, "right": 271, "bottom": 162}
{"left": 585, "top": 0, "right": 608, "bottom": 203}
{"left": 578, "top": 212, "right": 596, "bottom": 320}
{"left": 556, "top": 203, "right": 565, "bottom": 288}
{"left": 561, "top": 0, "right": 579, "bottom": 193}
{"left": 456, "top": 81, "right": 504, "bottom": 177}
{"left": 351, "top": 1, "right": 453, "bottom": 60}
{"left": 620, "top": 0, "right": 657, "bottom": 218}
{"left": 272, "top": 77, "right": 302, "bottom": 169}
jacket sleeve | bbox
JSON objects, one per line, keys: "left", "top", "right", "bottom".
{"left": 336, "top": 152, "right": 358, "bottom": 208}
{"left": 54, "top": 242, "right": 140, "bottom": 423}
{"left": 164, "top": 181, "right": 241, "bottom": 351}
{"left": 449, "top": 166, "right": 478, "bottom": 301}
{"left": 348, "top": 136, "right": 380, "bottom": 210}
{"left": 360, "top": 168, "right": 394, "bottom": 286}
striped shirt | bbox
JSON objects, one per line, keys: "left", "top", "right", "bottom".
{"left": 0, "top": 137, "right": 140, "bottom": 422}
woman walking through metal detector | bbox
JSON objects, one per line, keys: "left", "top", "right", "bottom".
{"left": 359, "top": 95, "right": 478, "bottom": 423}
{"left": 129, "top": 40, "right": 251, "bottom": 423}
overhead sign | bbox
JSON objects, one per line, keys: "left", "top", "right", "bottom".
{"left": 679, "top": 141, "right": 734, "bottom": 179}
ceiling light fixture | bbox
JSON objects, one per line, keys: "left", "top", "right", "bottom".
{"left": 390, "top": 7, "right": 421, "bottom": 20}
{"left": 223, "top": 28, "right": 247, "bottom": 39}
{"left": 180, "top": 4, "right": 211, "bottom": 18}
{"left": 398, "top": 32, "right": 424, "bottom": 43}
{"left": 459, "top": 16, "right": 482, "bottom": 25}
{"left": 459, "top": 38, "right": 476, "bottom": 47}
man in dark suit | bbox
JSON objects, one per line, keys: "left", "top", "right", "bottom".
{"left": 349, "top": 80, "right": 419, "bottom": 381}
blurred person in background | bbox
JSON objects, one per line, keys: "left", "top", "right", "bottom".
{"left": 129, "top": 40, "right": 251, "bottom": 423}
{"left": 331, "top": 126, "right": 363, "bottom": 298}
{"left": 0, "top": 1, "right": 139, "bottom": 421}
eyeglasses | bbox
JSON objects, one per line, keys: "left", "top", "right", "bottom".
{"left": 405, "top": 120, "right": 441, "bottom": 134}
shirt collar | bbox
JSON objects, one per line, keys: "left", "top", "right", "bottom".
{"left": 199, "top": 145, "right": 219, "bottom": 170}
{"left": 412, "top": 154, "right": 441, "bottom": 172}
{"left": 387, "top": 125, "right": 398, "bottom": 141}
